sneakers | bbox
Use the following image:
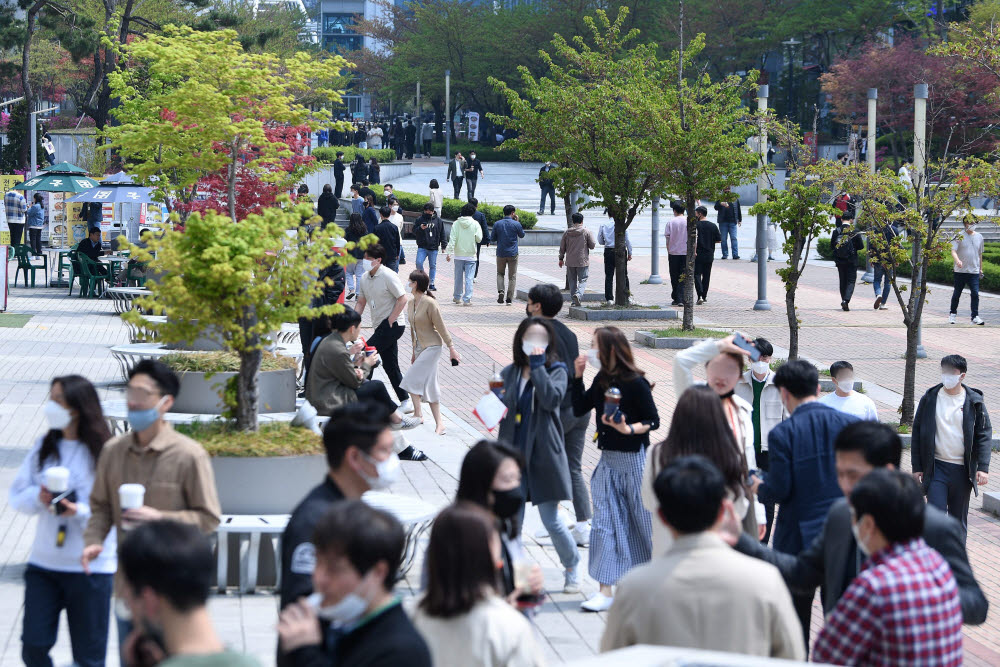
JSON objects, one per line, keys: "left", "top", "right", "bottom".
{"left": 498, "top": 293, "right": 505, "bottom": 304}
{"left": 428, "top": 284, "right": 437, "bottom": 291}
{"left": 696, "top": 297, "right": 704, "bottom": 305}
{"left": 750, "top": 255, "right": 758, "bottom": 263}
{"left": 949, "top": 313, "right": 957, "bottom": 324}
{"left": 462, "top": 301, "right": 473, "bottom": 307}
{"left": 453, "top": 297, "right": 461, "bottom": 304}
{"left": 506, "top": 299, "right": 512, "bottom": 306}
{"left": 873, "top": 296, "right": 882, "bottom": 310}
{"left": 398, "top": 445, "right": 429, "bottom": 461}
{"left": 391, "top": 415, "right": 422, "bottom": 430}
{"left": 768, "top": 255, "right": 775, "bottom": 261}
{"left": 973, "top": 316, "right": 985, "bottom": 325}
{"left": 346, "top": 292, "right": 356, "bottom": 301}
{"left": 399, "top": 398, "right": 414, "bottom": 414}
{"left": 572, "top": 521, "right": 590, "bottom": 547}
{"left": 571, "top": 295, "right": 581, "bottom": 307}
{"left": 563, "top": 569, "right": 581, "bottom": 594}
{"left": 580, "top": 592, "right": 613, "bottom": 612}
{"left": 534, "top": 527, "right": 550, "bottom": 540}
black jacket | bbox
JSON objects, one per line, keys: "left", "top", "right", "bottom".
{"left": 412, "top": 212, "right": 447, "bottom": 251}
{"left": 333, "top": 158, "right": 345, "bottom": 180}
{"left": 571, "top": 374, "right": 659, "bottom": 452}
{"left": 735, "top": 497, "right": 988, "bottom": 625}
{"left": 912, "top": 383, "right": 992, "bottom": 495}
{"left": 373, "top": 219, "right": 401, "bottom": 262}
{"left": 315, "top": 260, "right": 345, "bottom": 307}
{"left": 549, "top": 317, "right": 579, "bottom": 410}
{"left": 405, "top": 124, "right": 417, "bottom": 142}
{"left": 714, "top": 197, "right": 742, "bottom": 224}
{"left": 316, "top": 192, "right": 338, "bottom": 226}
{"left": 831, "top": 227, "right": 865, "bottom": 265}
{"left": 538, "top": 164, "right": 555, "bottom": 188}
{"left": 279, "top": 477, "right": 345, "bottom": 610}
{"left": 464, "top": 157, "right": 483, "bottom": 180}
{"left": 472, "top": 210, "right": 489, "bottom": 246}
{"left": 351, "top": 161, "right": 367, "bottom": 184}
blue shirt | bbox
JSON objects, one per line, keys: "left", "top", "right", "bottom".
{"left": 26, "top": 202, "right": 45, "bottom": 228}
{"left": 491, "top": 217, "right": 525, "bottom": 257}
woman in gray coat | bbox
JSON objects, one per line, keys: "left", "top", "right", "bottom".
{"left": 498, "top": 317, "right": 581, "bottom": 593}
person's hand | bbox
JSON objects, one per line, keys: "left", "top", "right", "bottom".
{"left": 449, "top": 346, "right": 460, "bottom": 362}
{"left": 348, "top": 341, "right": 364, "bottom": 355}
{"left": 446, "top": 254, "right": 451, "bottom": 262}
{"left": 362, "top": 352, "right": 380, "bottom": 368}
{"left": 955, "top": 258, "right": 964, "bottom": 269}
{"left": 123, "top": 628, "right": 167, "bottom": 667}
{"left": 354, "top": 368, "right": 364, "bottom": 381}
{"left": 574, "top": 353, "right": 587, "bottom": 378}
{"left": 720, "top": 202, "right": 729, "bottom": 208}
{"left": 58, "top": 499, "right": 78, "bottom": 517}
{"left": 123, "top": 506, "right": 163, "bottom": 524}
{"left": 278, "top": 599, "right": 323, "bottom": 653}
{"left": 737, "top": 221, "right": 742, "bottom": 227}
{"left": 627, "top": 254, "right": 632, "bottom": 262}
{"left": 913, "top": 472, "right": 923, "bottom": 484}
{"left": 39, "top": 488, "right": 53, "bottom": 506}
{"left": 528, "top": 345, "right": 546, "bottom": 357}
{"left": 748, "top": 474, "right": 762, "bottom": 496}
{"left": 558, "top": 259, "right": 564, "bottom": 268}
{"left": 717, "top": 334, "right": 752, "bottom": 358}
{"left": 717, "top": 500, "right": 742, "bottom": 546}
{"left": 758, "top": 523, "right": 767, "bottom": 541}
{"left": 81, "top": 544, "right": 103, "bottom": 574}
{"left": 601, "top": 414, "right": 631, "bottom": 434}
{"left": 977, "top": 471, "right": 989, "bottom": 486}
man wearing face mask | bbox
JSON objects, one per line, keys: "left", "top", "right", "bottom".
{"left": 372, "top": 206, "right": 401, "bottom": 273}
{"left": 538, "top": 161, "right": 557, "bottom": 215}
{"left": 120, "top": 520, "right": 259, "bottom": 667}
{"left": 911, "top": 354, "right": 992, "bottom": 533}
{"left": 464, "top": 151, "right": 484, "bottom": 201}
{"left": 278, "top": 404, "right": 404, "bottom": 667}
{"left": 949, "top": 216, "right": 986, "bottom": 325}
{"left": 820, "top": 360, "right": 878, "bottom": 421}
{"left": 279, "top": 500, "right": 431, "bottom": 667}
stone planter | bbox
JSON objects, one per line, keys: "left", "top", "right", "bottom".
{"left": 567, "top": 306, "right": 679, "bottom": 321}
{"left": 211, "top": 454, "right": 326, "bottom": 514}
{"left": 171, "top": 368, "right": 296, "bottom": 415}
{"left": 515, "top": 288, "right": 604, "bottom": 303}
{"left": 818, "top": 379, "right": 863, "bottom": 393}
{"left": 634, "top": 331, "right": 701, "bottom": 349}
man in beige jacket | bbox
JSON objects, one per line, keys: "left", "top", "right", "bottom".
{"left": 558, "top": 212, "right": 596, "bottom": 306}
{"left": 601, "top": 455, "right": 804, "bottom": 661}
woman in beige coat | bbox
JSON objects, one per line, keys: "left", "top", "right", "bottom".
{"left": 400, "top": 270, "right": 459, "bottom": 434}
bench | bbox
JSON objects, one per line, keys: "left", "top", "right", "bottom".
{"left": 216, "top": 514, "right": 290, "bottom": 594}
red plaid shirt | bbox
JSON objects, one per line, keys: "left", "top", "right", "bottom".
{"left": 813, "top": 538, "right": 962, "bottom": 666}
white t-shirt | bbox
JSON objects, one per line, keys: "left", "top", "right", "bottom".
{"left": 934, "top": 389, "right": 966, "bottom": 464}
{"left": 820, "top": 391, "right": 879, "bottom": 421}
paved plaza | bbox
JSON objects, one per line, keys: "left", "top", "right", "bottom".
{"left": 2, "top": 161, "right": 1000, "bottom": 665}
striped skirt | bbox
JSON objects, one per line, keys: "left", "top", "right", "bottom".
{"left": 588, "top": 447, "right": 653, "bottom": 586}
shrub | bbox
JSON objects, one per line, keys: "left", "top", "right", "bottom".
{"left": 376, "top": 188, "right": 537, "bottom": 229}
{"left": 430, "top": 141, "right": 525, "bottom": 162}
{"left": 160, "top": 351, "right": 298, "bottom": 374}
{"left": 313, "top": 146, "right": 396, "bottom": 164}
{"left": 175, "top": 421, "right": 323, "bottom": 458}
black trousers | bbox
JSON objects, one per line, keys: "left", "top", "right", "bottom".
{"left": 756, "top": 450, "right": 776, "bottom": 544}
{"left": 423, "top": 139, "right": 432, "bottom": 155}
{"left": 836, "top": 261, "right": 858, "bottom": 303}
{"left": 667, "top": 254, "right": 686, "bottom": 303}
{"left": 405, "top": 140, "right": 415, "bottom": 158}
{"left": 474, "top": 241, "right": 484, "bottom": 278}
{"left": 451, "top": 177, "right": 464, "bottom": 199}
{"left": 334, "top": 176, "right": 344, "bottom": 199}
{"left": 927, "top": 459, "right": 973, "bottom": 532}
{"left": 356, "top": 379, "right": 398, "bottom": 414}
{"left": 8, "top": 222, "right": 24, "bottom": 246}
{"left": 28, "top": 227, "right": 42, "bottom": 255}
{"left": 693, "top": 255, "right": 713, "bottom": 299}
{"left": 602, "top": 247, "right": 630, "bottom": 300}
{"left": 367, "top": 321, "right": 408, "bottom": 402}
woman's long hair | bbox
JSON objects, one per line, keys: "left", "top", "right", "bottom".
{"left": 347, "top": 213, "right": 367, "bottom": 238}
{"left": 409, "top": 270, "right": 434, "bottom": 299}
{"left": 656, "top": 385, "right": 747, "bottom": 500}
{"left": 456, "top": 440, "right": 525, "bottom": 537}
{"left": 38, "top": 375, "right": 111, "bottom": 471}
{"left": 593, "top": 326, "right": 648, "bottom": 390}
{"left": 512, "top": 317, "right": 560, "bottom": 369}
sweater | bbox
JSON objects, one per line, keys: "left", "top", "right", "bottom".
{"left": 407, "top": 294, "right": 452, "bottom": 350}
{"left": 445, "top": 215, "right": 483, "bottom": 258}
{"left": 571, "top": 374, "right": 659, "bottom": 452}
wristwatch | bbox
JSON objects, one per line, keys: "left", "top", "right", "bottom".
{"left": 628, "top": 424, "right": 635, "bottom": 435}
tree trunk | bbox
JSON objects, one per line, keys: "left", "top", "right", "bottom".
{"left": 227, "top": 141, "right": 240, "bottom": 223}
{"left": 786, "top": 276, "right": 799, "bottom": 360}
{"left": 235, "top": 304, "right": 262, "bottom": 431}
{"left": 682, "top": 193, "right": 698, "bottom": 330}
{"left": 901, "top": 320, "right": 919, "bottom": 424}
{"left": 20, "top": 2, "right": 44, "bottom": 171}
{"left": 900, "top": 238, "right": 931, "bottom": 425}
{"left": 614, "top": 221, "right": 628, "bottom": 306}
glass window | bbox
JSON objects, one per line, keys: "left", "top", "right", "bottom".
{"left": 323, "top": 13, "right": 354, "bottom": 35}
{"left": 323, "top": 34, "right": 361, "bottom": 53}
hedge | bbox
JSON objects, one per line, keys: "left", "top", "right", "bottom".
{"left": 429, "top": 141, "right": 525, "bottom": 162}
{"left": 313, "top": 146, "right": 397, "bottom": 164}
{"left": 376, "top": 189, "right": 537, "bottom": 229}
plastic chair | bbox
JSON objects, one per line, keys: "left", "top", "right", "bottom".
{"left": 125, "top": 261, "right": 147, "bottom": 287}
{"left": 13, "top": 245, "right": 47, "bottom": 287}
{"left": 77, "top": 254, "right": 108, "bottom": 298}
{"left": 67, "top": 247, "right": 82, "bottom": 296}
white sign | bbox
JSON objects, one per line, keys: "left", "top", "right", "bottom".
{"left": 467, "top": 111, "right": 480, "bottom": 143}
{"left": 0, "top": 245, "right": 8, "bottom": 311}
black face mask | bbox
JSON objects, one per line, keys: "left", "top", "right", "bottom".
{"left": 720, "top": 389, "right": 735, "bottom": 399}
{"left": 492, "top": 486, "right": 525, "bottom": 520}
{"left": 525, "top": 305, "right": 533, "bottom": 318}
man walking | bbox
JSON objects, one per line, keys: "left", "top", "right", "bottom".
{"left": 714, "top": 186, "right": 742, "bottom": 259}
{"left": 492, "top": 205, "right": 524, "bottom": 305}
{"left": 446, "top": 152, "right": 466, "bottom": 200}
{"left": 4, "top": 186, "right": 27, "bottom": 246}
{"left": 559, "top": 212, "right": 596, "bottom": 307}
{"left": 464, "top": 150, "right": 484, "bottom": 201}
{"left": 372, "top": 206, "right": 402, "bottom": 273}
{"left": 445, "top": 203, "right": 483, "bottom": 306}
{"left": 404, "top": 120, "right": 416, "bottom": 159}
{"left": 413, "top": 202, "right": 446, "bottom": 291}
{"left": 664, "top": 201, "right": 688, "bottom": 307}
{"left": 912, "top": 354, "right": 992, "bottom": 532}
{"left": 538, "top": 161, "right": 556, "bottom": 215}
{"left": 831, "top": 210, "right": 864, "bottom": 311}
{"left": 693, "top": 205, "right": 721, "bottom": 304}
{"left": 333, "top": 151, "right": 346, "bottom": 199}
{"left": 597, "top": 216, "right": 631, "bottom": 305}
{"left": 949, "top": 216, "right": 986, "bottom": 325}
{"left": 421, "top": 122, "right": 433, "bottom": 157}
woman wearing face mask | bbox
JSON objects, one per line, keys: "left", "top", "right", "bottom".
{"left": 387, "top": 195, "right": 406, "bottom": 266}
{"left": 9, "top": 375, "right": 117, "bottom": 667}
{"left": 368, "top": 156, "right": 381, "bottom": 184}
{"left": 498, "top": 318, "right": 581, "bottom": 593}
{"left": 413, "top": 503, "right": 547, "bottom": 667}
{"left": 400, "top": 270, "right": 458, "bottom": 435}
{"left": 344, "top": 213, "right": 368, "bottom": 301}
{"left": 351, "top": 154, "right": 367, "bottom": 185}
{"left": 571, "top": 326, "right": 658, "bottom": 612}
{"left": 428, "top": 179, "right": 443, "bottom": 217}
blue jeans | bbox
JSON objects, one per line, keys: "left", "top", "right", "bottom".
{"left": 719, "top": 222, "right": 739, "bottom": 258}
{"left": 346, "top": 260, "right": 365, "bottom": 294}
{"left": 518, "top": 501, "right": 580, "bottom": 572}
{"left": 950, "top": 272, "right": 980, "bottom": 319}
{"left": 22, "top": 565, "right": 113, "bottom": 667}
{"left": 454, "top": 259, "right": 475, "bottom": 302}
{"left": 385, "top": 259, "right": 399, "bottom": 273}
{"left": 416, "top": 248, "right": 438, "bottom": 285}
{"left": 873, "top": 264, "right": 892, "bottom": 302}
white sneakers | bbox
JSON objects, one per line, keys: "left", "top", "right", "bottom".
{"left": 399, "top": 398, "right": 414, "bottom": 414}
{"left": 580, "top": 592, "right": 614, "bottom": 612}
{"left": 973, "top": 316, "right": 985, "bottom": 325}
{"left": 563, "top": 569, "right": 581, "bottom": 594}
{"left": 572, "top": 521, "right": 591, "bottom": 547}
{"left": 949, "top": 313, "right": 957, "bottom": 324}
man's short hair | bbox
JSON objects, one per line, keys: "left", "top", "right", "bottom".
{"left": 313, "top": 499, "right": 405, "bottom": 589}
{"left": 842, "top": 209, "right": 855, "bottom": 221}
{"left": 461, "top": 203, "right": 477, "bottom": 217}
{"left": 653, "top": 455, "right": 726, "bottom": 534}
{"left": 503, "top": 204, "right": 516, "bottom": 216}
{"left": 941, "top": 354, "right": 967, "bottom": 375}
{"left": 379, "top": 205, "right": 391, "bottom": 219}
{"left": 423, "top": 202, "right": 435, "bottom": 212}
{"left": 773, "top": 359, "right": 819, "bottom": 399}
{"left": 364, "top": 243, "right": 387, "bottom": 261}
{"left": 120, "top": 520, "right": 213, "bottom": 612}
{"left": 350, "top": 184, "right": 360, "bottom": 194}
{"left": 695, "top": 206, "right": 708, "bottom": 216}
{"left": 830, "top": 360, "right": 853, "bottom": 379}
{"left": 89, "top": 226, "right": 101, "bottom": 235}
{"left": 470, "top": 197, "right": 479, "bottom": 207}
{"left": 384, "top": 183, "right": 393, "bottom": 190}
{"left": 754, "top": 337, "right": 773, "bottom": 358}
{"left": 835, "top": 421, "right": 903, "bottom": 468}
{"left": 670, "top": 200, "right": 685, "bottom": 214}
{"left": 571, "top": 212, "right": 584, "bottom": 224}
{"left": 129, "top": 359, "right": 180, "bottom": 398}
{"left": 330, "top": 307, "right": 362, "bottom": 332}
{"left": 336, "top": 151, "right": 344, "bottom": 158}
{"left": 850, "top": 469, "right": 925, "bottom": 544}
{"left": 527, "top": 283, "right": 563, "bottom": 317}
{"left": 322, "top": 402, "right": 393, "bottom": 469}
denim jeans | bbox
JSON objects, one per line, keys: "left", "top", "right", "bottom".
{"left": 873, "top": 264, "right": 892, "bottom": 302}
{"left": 950, "top": 272, "right": 980, "bottom": 318}
{"left": 518, "top": 501, "right": 580, "bottom": 572}
{"left": 22, "top": 565, "right": 113, "bottom": 667}
{"left": 345, "top": 260, "right": 365, "bottom": 294}
{"left": 719, "top": 222, "right": 739, "bottom": 258}
{"left": 454, "top": 259, "right": 475, "bottom": 302}
{"left": 927, "top": 459, "right": 973, "bottom": 531}
{"left": 416, "top": 248, "right": 438, "bottom": 285}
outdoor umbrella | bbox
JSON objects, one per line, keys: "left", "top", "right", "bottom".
{"left": 66, "top": 171, "right": 156, "bottom": 204}
{"left": 14, "top": 173, "right": 99, "bottom": 192}
{"left": 41, "top": 162, "right": 89, "bottom": 174}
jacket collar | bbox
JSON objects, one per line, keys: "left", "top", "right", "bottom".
{"left": 668, "top": 531, "right": 729, "bottom": 554}
{"left": 741, "top": 369, "right": 774, "bottom": 386}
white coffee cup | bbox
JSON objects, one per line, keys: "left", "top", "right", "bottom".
{"left": 119, "top": 484, "right": 146, "bottom": 510}
{"left": 44, "top": 466, "right": 70, "bottom": 494}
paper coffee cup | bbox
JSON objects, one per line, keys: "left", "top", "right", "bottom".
{"left": 119, "top": 483, "right": 146, "bottom": 510}
{"left": 44, "top": 466, "right": 70, "bottom": 494}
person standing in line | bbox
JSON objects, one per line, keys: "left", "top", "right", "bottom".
{"left": 373, "top": 205, "right": 401, "bottom": 272}
{"left": 358, "top": 180, "right": 376, "bottom": 202}
{"left": 812, "top": 470, "right": 964, "bottom": 666}
{"left": 444, "top": 202, "right": 483, "bottom": 306}
{"left": 538, "top": 161, "right": 556, "bottom": 215}
{"left": 393, "top": 118, "right": 405, "bottom": 160}
{"left": 525, "top": 284, "right": 592, "bottom": 548}
{"left": 428, "top": 178, "right": 443, "bottom": 217}
{"left": 912, "top": 354, "right": 991, "bottom": 533}
{"left": 10, "top": 375, "right": 117, "bottom": 667}
{"left": 820, "top": 360, "right": 879, "bottom": 421}
{"left": 354, "top": 124, "right": 367, "bottom": 148}
{"left": 559, "top": 212, "right": 596, "bottom": 307}
{"left": 949, "top": 216, "right": 986, "bottom": 325}
{"left": 830, "top": 210, "right": 864, "bottom": 311}
{"left": 693, "top": 205, "right": 721, "bottom": 304}
{"left": 316, "top": 184, "right": 338, "bottom": 230}
{"left": 27, "top": 193, "right": 45, "bottom": 255}
{"left": 464, "top": 150, "right": 484, "bottom": 201}
{"left": 343, "top": 213, "right": 367, "bottom": 300}
{"left": 349, "top": 184, "right": 364, "bottom": 216}
{"left": 492, "top": 205, "right": 524, "bottom": 305}
{"left": 361, "top": 195, "right": 379, "bottom": 233}
{"left": 387, "top": 195, "right": 406, "bottom": 267}
{"left": 333, "top": 152, "right": 346, "bottom": 199}
{"left": 733, "top": 337, "right": 786, "bottom": 543}
{"left": 498, "top": 317, "right": 582, "bottom": 594}
{"left": 317, "top": 127, "right": 328, "bottom": 148}
{"left": 470, "top": 197, "right": 489, "bottom": 281}
{"left": 367, "top": 157, "right": 381, "bottom": 185}
{"left": 367, "top": 123, "right": 383, "bottom": 150}
{"left": 404, "top": 120, "right": 417, "bottom": 158}
{"left": 714, "top": 186, "right": 742, "bottom": 259}
{"left": 401, "top": 270, "right": 459, "bottom": 435}
{"left": 4, "top": 186, "right": 27, "bottom": 246}
{"left": 355, "top": 244, "right": 414, "bottom": 414}
{"left": 413, "top": 203, "right": 446, "bottom": 292}
{"left": 597, "top": 215, "right": 632, "bottom": 305}
{"left": 350, "top": 154, "right": 366, "bottom": 185}
{"left": 572, "top": 327, "right": 658, "bottom": 612}
{"left": 664, "top": 200, "right": 688, "bottom": 307}
{"left": 446, "top": 152, "right": 466, "bottom": 200}
{"left": 421, "top": 121, "right": 434, "bottom": 157}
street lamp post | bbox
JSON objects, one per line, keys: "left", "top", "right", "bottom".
{"left": 912, "top": 83, "right": 928, "bottom": 359}
{"left": 754, "top": 84, "right": 771, "bottom": 311}
{"left": 861, "top": 88, "right": 877, "bottom": 283}
{"left": 444, "top": 70, "right": 450, "bottom": 164}
{"left": 648, "top": 196, "right": 663, "bottom": 284}
{"left": 781, "top": 38, "right": 801, "bottom": 118}
{"left": 415, "top": 80, "right": 421, "bottom": 154}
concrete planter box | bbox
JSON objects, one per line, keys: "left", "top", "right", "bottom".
{"left": 818, "top": 380, "right": 863, "bottom": 393}
{"left": 567, "top": 306, "right": 679, "bottom": 321}
{"left": 211, "top": 454, "right": 326, "bottom": 514}
{"left": 171, "top": 369, "right": 296, "bottom": 415}
{"left": 515, "top": 288, "right": 604, "bottom": 303}
{"left": 634, "top": 331, "right": 701, "bottom": 349}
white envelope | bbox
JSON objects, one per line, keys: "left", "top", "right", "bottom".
{"left": 473, "top": 392, "right": 508, "bottom": 432}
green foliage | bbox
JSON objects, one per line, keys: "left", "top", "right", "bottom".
{"left": 175, "top": 421, "right": 324, "bottom": 458}
{"left": 429, "top": 142, "right": 524, "bottom": 162}
{"left": 0, "top": 100, "right": 44, "bottom": 173}
{"left": 377, "top": 189, "right": 538, "bottom": 229}
{"left": 160, "top": 351, "right": 298, "bottom": 374}
{"left": 650, "top": 327, "right": 728, "bottom": 338}
{"left": 312, "top": 146, "right": 397, "bottom": 164}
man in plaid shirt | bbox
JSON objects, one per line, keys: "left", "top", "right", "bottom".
{"left": 4, "top": 188, "right": 27, "bottom": 246}
{"left": 813, "top": 469, "right": 963, "bottom": 666}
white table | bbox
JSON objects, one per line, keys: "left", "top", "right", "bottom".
{"left": 106, "top": 286, "right": 150, "bottom": 314}
{"left": 362, "top": 491, "right": 440, "bottom": 577}
{"left": 216, "top": 514, "right": 290, "bottom": 594}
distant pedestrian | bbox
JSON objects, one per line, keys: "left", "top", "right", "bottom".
{"left": 367, "top": 123, "right": 383, "bottom": 150}
{"left": 949, "top": 216, "right": 985, "bottom": 325}
{"left": 464, "top": 150, "right": 484, "bottom": 201}
{"left": 317, "top": 128, "right": 328, "bottom": 147}
{"left": 368, "top": 156, "right": 381, "bottom": 185}
{"left": 343, "top": 213, "right": 367, "bottom": 300}
{"left": 445, "top": 202, "right": 484, "bottom": 305}
{"left": 833, "top": 190, "right": 855, "bottom": 229}
{"left": 316, "top": 184, "right": 338, "bottom": 229}
{"left": 714, "top": 186, "right": 742, "bottom": 259}
{"left": 349, "top": 184, "right": 363, "bottom": 216}
{"left": 428, "top": 179, "right": 443, "bottom": 217}
{"left": 470, "top": 197, "right": 489, "bottom": 280}
{"left": 664, "top": 200, "right": 688, "bottom": 307}
{"left": 446, "top": 152, "right": 466, "bottom": 200}
{"left": 693, "top": 205, "right": 720, "bottom": 304}
{"left": 538, "top": 161, "right": 556, "bottom": 215}
{"left": 4, "top": 187, "right": 27, "bottom": 246}
{"left": 559, "top": 212, "right": 596, "bottom": 307}
{"left": 820, "top": 360, "right": 878, "bottom": 421}
{"left": 350, "top": 154, "right": 367, "bottom": 184}
{"left": 373, "top": 206, "right": 401, "bottom": 272}
{"left": 354, "top": 125, "right": 367, "bottom": 148}
{"left": 26, "top": 193, "right": 45, "bottom": 255}
{"left": 362, "top": 195, "right": 379, "bottom": 233}
{"left": 414, "top": 203, "right": 446, "bottom": 291}
{"left": 393, "top": 118, "right": 405, "bottom": 159}
{"left": 872, "top": 220, "right": 897, "bottom": 310}
{"left": 421, "top": 122, "right": 434, "bottom": 156}
{"left": 405, "top": 120, "right": 417, "bottom": 158}
{"left": 598, "top": 216, "right": 632, "bottom": 305}
{"left": 491, "top": 205, "right": 525, "bottom": 305}
{"left": 333, "top": 151, "right": 346, "bottom": 198}
{"left": 831, "top": 211, "right": 864, "bottom": 311}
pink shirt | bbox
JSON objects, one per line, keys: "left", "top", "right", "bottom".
{"left": 664, "top": 215, "right": 688, "bottom": 256}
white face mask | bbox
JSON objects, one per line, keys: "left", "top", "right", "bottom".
{"left": 966, "top": 225, "right": 977, "bottom": 234}
{"left": 307, "top": 590, "right": 368, "bottom": 627}
{"left": 587, "top": 348, "right": 601, "bottom": 370}
{"left": 522, "top": 340, "right": 547, "bottom": 357}
{"left": 362, "top": 259, "right": 374, "bottom": 272}
{"left": 941, "top": 373, "right": 962, "bottom": 390}
{"left": 44, "top": 400, "right": 73, "bottom": 431}
{"left": 361, "top": 452, "right": 400, "bottom": 490}
{"left": 391, "top": 205, "right": 399, "bottom": 212}
{"left": 837, "top": 378, "right": 855, "bottom": 394}
{"left": 383, "top": 190, "right": 391, "bottom": 197}
{"left": 851, "top": 520, "right": 871, "bottom": 556}
{"left": 751, "top": 361, "right": 769, "bottom": 376}
{"left": 404, "top": 283, "right": 413, "bottom": 294}
{"left": 470, "top": 154, "right": 476, "bottom": 159}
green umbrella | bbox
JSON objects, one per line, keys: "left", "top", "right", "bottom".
{"left": 14, "top": 173, "right": 100, "bottom": 192}
{"left": 41, "top": 162, "right": 89, "bottom": 174}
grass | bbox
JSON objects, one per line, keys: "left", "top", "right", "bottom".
{"left": 176, "top": 421, "right": 323, "bottom": 458}
{"left": 650, "top": 327, "right": 728, "bottom": 338}
{"left": 161, "top": 351, "right": 298, "bottom": 374}
{"left": 584, "top": 303, "right": 661, "bottom": 310}
{"left": 885, "top": 421, "right": 912, "bottom": 435}
{"left": 0, "top": 313, "right": 32, "bottom": 328}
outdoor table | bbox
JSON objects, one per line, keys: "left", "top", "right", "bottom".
{"left": 106, "top": 286, "right": 151, "bottom": 315}
{"left": 361, "top": 490, "right": 439, "bottom": 577}
{"left": 99, "top": 255, "right": 129, "bottom": 292}
{"left": 43, "top": 249, "right": 72, "bottom": 288}
{"left": 216, "top": 514, "right": 290, "bottom": 593}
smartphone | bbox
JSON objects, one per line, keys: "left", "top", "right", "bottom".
{"left": 745, "top": 469, "right": 760, "bottom": 486}
{"left": 732, "top": 333, "right": 761, "bottom": 361}
{"left": 451, "top": 358, "right": 459, "bottom": 367}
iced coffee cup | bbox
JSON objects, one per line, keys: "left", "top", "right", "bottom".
{"left": 44, "top": 466, "right": 70, "bottom": 494}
